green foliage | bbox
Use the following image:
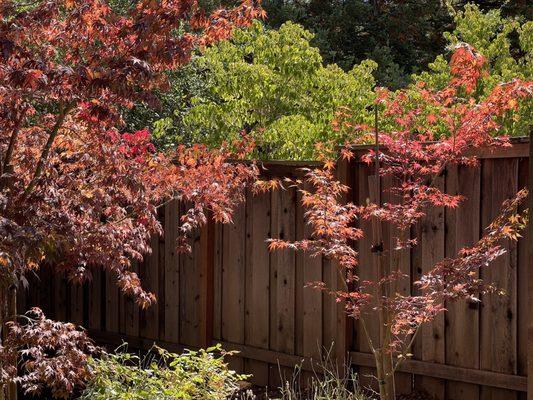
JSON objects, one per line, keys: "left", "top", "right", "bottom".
{"left": 81, "top": 344, "right": 246, "bottom": 400}
{"left": 184, "top": 21, "right": 376, "bottom": 160}
{"left": 262, "top": 1, "right": 529, "bottom": 88}
{"left": 262, "top": 0, "right": 454, "bottom": 88}
{"left": 414, "top": 3, "right": 532, "bottom": 136}
{"left": 121, "top": 65, "right": 212, "bottom": 150}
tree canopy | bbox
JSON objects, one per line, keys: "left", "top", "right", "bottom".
{"left": 184, "top": 21, "right": 376, "bottom": 160}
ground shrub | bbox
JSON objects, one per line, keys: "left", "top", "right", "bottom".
{"left": 80, "top": 344, "right": 246, "bottom": 400}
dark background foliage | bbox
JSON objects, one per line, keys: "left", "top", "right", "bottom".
{"left": 191, "top": 0, "right": 530, "bottom": 88}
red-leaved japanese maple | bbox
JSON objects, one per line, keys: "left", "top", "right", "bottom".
{"left": 0, "top": 308, "right": 99, "bottom": 399}
{"left": 0, "top": 0, "right": 263, "bottom": 397}
{"left": 269, "top": 44, "right": 532, "bottom": 400}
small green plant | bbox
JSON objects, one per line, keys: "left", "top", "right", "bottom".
{"left": 81, "top": 344, "right": 248, "bottom": 400}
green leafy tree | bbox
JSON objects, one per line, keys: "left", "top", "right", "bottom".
{"left": 261, "top": 1, "right": 530, "bottom": 88}
{"left": 121, "top": 65, "right": 213, "bottom": 150}
{"left": 414, "top": 3, "right": 532, "bottom": 136}
{"left": 184, "top": 21, "right": 376, "bottom": 160}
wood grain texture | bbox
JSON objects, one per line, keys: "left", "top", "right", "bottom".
{"left": 244, "top": 189, "right": 271, "bottom": 387}
{"left": 413, "top": 175, "right": 446, "bottom": 399}
{"left": 517, "top": 158, "right": 528, "bottom": 400}
{"left": 445, "top": 164, "right": 481, "bottom": 400}
{"left": 353, "top": 163, "right": 379, "bottom": 392}
{"left": 269, "top": 187, "right": 297, "bottom": 388}
{"left": 480, "top": 158, "right": 518, "bottom": 400}
{"left": 221, "top": 202, "right": 246, "bottom": 372}
{"left": 164, "top": 199, "right": 180, "bottom": 343}
{"left": 139, "top": 234, "right": 159, "bottom": 340}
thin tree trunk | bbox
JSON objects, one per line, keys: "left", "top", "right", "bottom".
{"left": 383, "top": 346, "right": 395, "bottom": 400}
{"left": 375, "top": 349, "right": 387, "bottom": 400}
{"left": 370, "top": 105, "right": 396, "bottom": 400}
{"left": 0, "top": 283, "right": 18, "bottom": 400}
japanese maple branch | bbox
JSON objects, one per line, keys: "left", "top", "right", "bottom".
{"left": 2, "top": 106, "right": 28, "bottom": 176}
{"left": 22, "top": 103, "right": 74, "bottom": 199}
{"left": 392, "top": 324, "right": 421, "bottom": 373}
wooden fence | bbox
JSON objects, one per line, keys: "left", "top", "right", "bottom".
{"left": 19, "top": 140, "right": 531, "bottom": 398}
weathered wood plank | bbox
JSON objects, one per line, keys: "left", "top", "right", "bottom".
{"left": 386, "top": 174, "right": 413, "bottom": 395}
{"left": 480, "top": 158, "right": 518, "bottom": 400}
{"left": 87, "top": 266, "right": 102, "bottom": 331}
{"left": 445, "top": 164, "right": 481, "bottom": 400}
{"left": 139, "top": 234, "right": 159, "bottom": 340}
{"left": 123, "top": 261, "right": 140, "bottom": 338}
{"left": 221, "top": 202, "right": 246, "bottom": 372}
{"left": 296, "top": 181, "right": 323, "bottom": 361}
{"left": 164, "top": 199, "right": 180, "bottom": 343}
{"left": 244, "top": 189, "right": 271, "bottom": 387}
{"left": 105, "top": 268, "right": 119, "bottom": 333}
{"left": 517, "top": 157, "right": 528, "bottom": 400}
{"left": 353, "top": 162, "right": 379, "bottom": 391}
{"left": 413, "top": 175, "right": 446, "bottom": 399}
{"left": 269, "top": 187, "right": 297, "bottom": 387}
{"left": 527, "top": 136, "right": 533, "bottom": 400}
{"left": 213, "top": 223, "right": 223, "bottom": 342}
{"left": 348, "top": 351, "right": 526, "bottom": 392}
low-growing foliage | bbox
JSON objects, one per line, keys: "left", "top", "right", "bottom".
{"left": 81, "top": 344, "right": 246, "bottom": 400}
{"left": 0, "top": 308, "right": 98, "bottom": 399}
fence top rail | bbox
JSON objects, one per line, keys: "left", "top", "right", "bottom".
{"left": 348, "top": 136, "right": 529, "bottom": 159}
{"left": 230, "top": 137, "right": 529, "bottom": 169}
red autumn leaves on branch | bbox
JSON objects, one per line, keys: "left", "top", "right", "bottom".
{"left": 269, "top": 43, "right": 532, "bottom": 382}
{"left": 0, "top": 308, "right": 99, "bottom": 398}
{"left": 0, "top": 0, "right": 263, "bottom": 307}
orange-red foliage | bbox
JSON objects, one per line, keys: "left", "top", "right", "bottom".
{"left": 0, "top": 0, "right": 263, "bottom": 307}
{"left": 271, "top": 44, "right": 532, "bottom": 349}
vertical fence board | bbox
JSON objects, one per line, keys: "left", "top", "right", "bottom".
{"left": 480, "top": 158, "right": 518, "bottom": 400}
{"left": 139, "top": 234, "right": 159, "bottom": 340}
{"left": 413, "top": 175, "right": 446, "bottom": 399}
{"left": 269, "top": 187, "right": 297, "bottom": 386}
{"left": 70, "top": 282, "right": 84, "bottom": 326}
{"left": 244, "top": 189, "right": 271, "bottom": 387}
{"left": 296, "top": 181, "right": 323, "bottom": 362}
{"left": 523, "top": 136, "right": 533, "bottom": 400}
{"left": 37, "top": 266, "right": 52, "bottom": 317}
{"left": 445, "top": 164, "right": 481, "bottom": 400}
{"left": 354, "top": 163, "right": 379, "bottom": 391}
{"left": 124, "top": 261, "right": 140, "bottom": 337}
{"left": 386, "top": 175, "right": 413, "bottom": 395}
{"left": 105, "top": 269, "right": 119, "bottom": 333}
{"left": 87, "top": 266, "right": 102, "bottom": 331}
{"left": 221, "top": 202, "right": 246, "bottom": 371}
{"left": 517, "top": 157, "right": 528, "bottom": 400}
{"left": 158, "top": 210, "right": 166, "bottom": 341}
{"left": 164, "top": 199, "right": 180, "bottom": 343}
{"left": 54, "top": 273, "right": 68, "bottom": 322}
{"left": 213, "top": 223, "right": 223, "bottom": 342}
{"left": 180, "top": 228, "right": 200, "bottom": 347}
